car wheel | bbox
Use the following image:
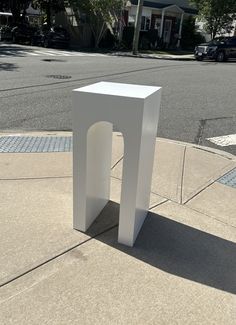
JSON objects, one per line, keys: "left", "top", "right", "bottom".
{"left": 196, "top": 56, "right": 203, "bottom": 61}
{"left": 216, "top": 51, "right": 225, "bottom": 62}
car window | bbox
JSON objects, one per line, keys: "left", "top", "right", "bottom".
{"left": 227, "top": 38, "right": 236, "bottom": 46}
{"left": 211, "top": 38, "right": 226, "bottom": 45}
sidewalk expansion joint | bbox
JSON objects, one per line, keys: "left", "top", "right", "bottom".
{"left": 182, "top": 162, "right": 235, "bottom": 205}
{"left": 150, "top": 190, "right": 169, "bottom": 201}
{"left": 149, "top": 199, "right": 169, "bottom": 210}
{"left": 183, "top": 180, "right": 215, "bottom": 205}
{"left": 111, "top": 156, "right": 123, "bottom": 170}
{"left": 186, "top": 206, "right": 236, "bottom": 230}
{"left": 0, "top": 176, "right": 72, "bottom": 181}
{"left": 0, "top": 224, "right": 118, "bottom": 289}
{"left": 180, "top": 146, "right": 187, "bottom": 204}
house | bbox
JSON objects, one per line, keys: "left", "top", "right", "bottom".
{"left": 124, "top": 0, "right": 197, "bottom": 48}
{"left": 0, "top": 12, "right": 12, "bottom": 27}
{"left": 25, "top": 4, "right": 42, "bottom": 26}
{"left": 0, "top": 4, "right": 41, "bottom": 27}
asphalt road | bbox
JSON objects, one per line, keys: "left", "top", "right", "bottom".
{"left": 0, "top": 43, "right": 235, "bottom": 155}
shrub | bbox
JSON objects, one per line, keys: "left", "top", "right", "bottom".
{"left": 181, "top": 16, "right": 206, "bottom": 50}
{"left": 99, "top": 29, "right": 116, "bottom": 49}
{"left": 122, "top": 26, "right": 134, "bottom": 49}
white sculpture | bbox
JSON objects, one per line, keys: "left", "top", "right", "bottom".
{"left": 73, "top": 82, "right": 161, "bottom": 246}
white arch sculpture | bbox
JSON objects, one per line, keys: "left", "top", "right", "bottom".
{"left": 72, "top": 82, "right": 162, "bottom": 246}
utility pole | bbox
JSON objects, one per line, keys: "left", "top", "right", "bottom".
{"left": 132, "top": 0, "right": 143, "bottom": 55}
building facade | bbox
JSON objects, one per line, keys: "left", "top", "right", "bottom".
{"left": 124, "top": 0, "right": 197, "bottom": 48}
{"left": 0, "top": 4, "right": 41, "bottom": 27}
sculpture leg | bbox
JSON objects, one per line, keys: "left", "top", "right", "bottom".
{"left": 73, "top": 122, "right": 113, "bottom": 231}
{"left": 118, "top": 127, "right": 157, "bottom": 246}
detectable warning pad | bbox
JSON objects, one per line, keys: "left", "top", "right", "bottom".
{"left": 217, "top": 167, "right": 236, "bottom": 189}
{"left": 0, "top": 136, "right": 72, "bottom": 153}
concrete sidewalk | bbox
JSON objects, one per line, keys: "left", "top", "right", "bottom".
{"left": 0, "top": 131, "right": 235, "bottom": 324}
{"left": 110, "top": 51, "right": 195, "bottom": 61}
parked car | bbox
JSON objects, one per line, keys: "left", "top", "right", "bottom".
{"left": 11, "top": 23, "right": 39, "bottom": 44}
{"left": 39, "top": 26, "right": 70, "bottom": 48}
{"left": 194, "top": 36, "right": 236, "bottom": 62}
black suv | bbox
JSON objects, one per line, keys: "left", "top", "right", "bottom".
{"left": 11, "top": 23, "right": 39, "bottom": 44}
{"left": 194, "top": 36, "right": 236, "bottom": 62}
{"left": 39, "top": 26, "right": 70, "bottom": 48}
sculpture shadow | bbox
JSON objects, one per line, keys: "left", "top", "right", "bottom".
{"left": 87, "top": 201, "right": 236, "bottom": 295}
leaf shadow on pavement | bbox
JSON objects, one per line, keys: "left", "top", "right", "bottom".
{"left": 87, "top": 201, "right": 236, "bottom": 295}
{"left": 0, "top": 44, "right": 33, "bottom": 57}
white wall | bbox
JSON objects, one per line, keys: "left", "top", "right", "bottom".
{"left": 130, "top": 6, "right": 152, "bottom": 17}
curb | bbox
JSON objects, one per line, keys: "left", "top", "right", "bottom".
{"left": 158, "top": 138, "right": 236, "bottom": 161}
{"left": 0, "top": 131, "right": 234, "bottom": 160}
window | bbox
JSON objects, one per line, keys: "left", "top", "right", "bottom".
{"left": 227, "top": 37, "right": 236, "bottom": 45}
{"left": 154, "top": 17, "right": 161, "bottom": 35}
{"left": 128, "top": 15, "right": 135, "bottom": 26}
{"left": 141, "top": 16, "right": 150, "bottom": 31}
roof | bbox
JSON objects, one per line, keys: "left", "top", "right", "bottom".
{"left": 130, "top": 0, "right": 198, "bottom": 15}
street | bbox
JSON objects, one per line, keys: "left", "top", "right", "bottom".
{"left": 0, "top": 43, "right": 235, "bottom": 155}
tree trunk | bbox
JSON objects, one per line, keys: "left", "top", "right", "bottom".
{"left": 132, "top": 0, "right": 144, "bottom": 55}
{"left": 10, "top": 0, "right": 21, "bottom": 24}
{"left": 46, "top": 1, "right": 51, "bottom": 27}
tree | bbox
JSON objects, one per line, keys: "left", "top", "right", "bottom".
{"left": 68, "top": 0, "right": 123, "bottom": 48}
{"left": 32, "top": 0, "right": 65, "bottom": 26}
{"left": 0, "top": 0, "right": 31, "bottom": 24}
{"left": 192, "top": 0, "right": 236, "bottom": 39}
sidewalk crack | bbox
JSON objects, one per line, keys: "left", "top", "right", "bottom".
{"left": 179, "top": 146, "right": 187, "bottom": 204}
{"left": 149, "top": 199, "right": 168, "bottom": 210}
{"left": 0, "top": 224, "right": 118, "bottom": 289}
{"left": 111, "top": 156, "right": 123, "bottom": 170}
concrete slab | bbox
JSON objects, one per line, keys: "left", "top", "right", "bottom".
{"left": 151, "top": 139, "right": 185, "bottom": 202}
{"left": 0, "top": 177, "right": 120, "bottom": 286}
{"left": 110, "top": 176, "right": 167, "bottom": 208}
{"left": 0, "top": 178, "right": 83, "bottom": 285}
{"left": 0, "top": 152, "right": 72, "bottom": 179}
{"left": 152, "top": 200, "right": 236, "bottom": 242}
{"left": 0, "top": 174, "right": 166, "bottom": 287}
{"left": 111, "top": 132, "right": 124, "bottom": 168}
{"left": 186, "top": 182, "right": 236, "bottom": 227}
{"left": 111, "top": 139, "right": 186, "bottom": 203}
{"left": 0, "top": 208, "right": 235, "bottom": 324}
{"left": 0, "top": 134, "right": 235, "bottom": 324}
{"left": 0, "top": 132, "right": 125, "bottom": 180}
{"left": 182, "top": 146, "right": 235, "bottom": 203}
